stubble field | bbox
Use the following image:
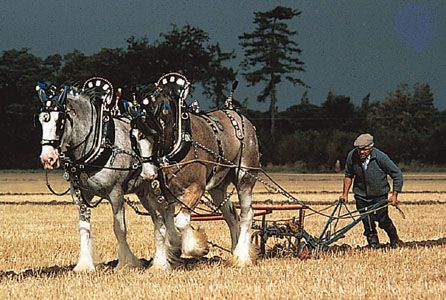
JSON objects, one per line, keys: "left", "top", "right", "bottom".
{"left": 0, "top": 171, "right": 445, "bottom": 299}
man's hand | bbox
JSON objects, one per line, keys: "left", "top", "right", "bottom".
{"left": 339, "top": 194, "right": 349, "bottom": 203}
{"left": 342, "top": 177, "right": 353, "bottom": 204}
{"left": 388, "top": 193, "right": 398, "bottom": 206}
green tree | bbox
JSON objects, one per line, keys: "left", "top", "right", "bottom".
{"left": 239, "top": 6, "right": 306, "bottom": 136}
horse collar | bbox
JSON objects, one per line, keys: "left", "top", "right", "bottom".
{"left": 159, "top": 112, "right": 192, "bottom": 165}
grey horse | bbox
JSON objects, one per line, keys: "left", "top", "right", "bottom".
{"left": 37, "top": 79, "right": 180, "bottom": 271}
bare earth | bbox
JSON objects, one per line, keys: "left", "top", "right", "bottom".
{"left": 0, "top": 171, "right": 445, "bottom": 299}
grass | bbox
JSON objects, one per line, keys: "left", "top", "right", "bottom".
{"left": 0, "top": 171, "right": 445, "bottom": 299}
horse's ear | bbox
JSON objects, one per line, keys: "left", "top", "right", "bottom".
{"left": 56, "top": 85, "right": 69, "bottom": 105}
{"left": 36, "top": 82, "right": 48, "bottom": 102}
{"left": 82, "top": 77, "right": 115, "bottom": 108}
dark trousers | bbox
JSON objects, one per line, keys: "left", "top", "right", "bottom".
{"left": 354, "top": 194, "right": 397, "bottom": 239}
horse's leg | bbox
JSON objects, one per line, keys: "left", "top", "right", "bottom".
{"left": 209, "top": 182, "right": 240, "bottom": 251}
{"left": 149, "top": 208, "right": 171, "bottom": 270}
{"left": 175, "top": 183, "right": 209, "bottom": 257}
{"left": 110, "top": 190, "right": 142, "bottom": 269}
{"left": 138, "top": 189, "right": 180, "bottom": 270}
{"left": 231, "top": 170, "right": 256, "bottom": 266}
{"left": 164, "top": 201, "right": 183, "bottom": 262}
{"left": 71, "top": 189, "right": 95, "bottom": 272}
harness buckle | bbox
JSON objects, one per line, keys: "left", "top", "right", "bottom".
{"left": 151, "top": 179, "right": 162, "bottom": 196}
{"left": 157, "top": 195, "right": 165, "bottom": 204}
{"left": 159, "top": 156, "right": 169, "bottom": 167}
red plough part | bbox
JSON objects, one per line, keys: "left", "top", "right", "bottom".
{"left": 191, "top": 204, "right": 308, "bottom": 258}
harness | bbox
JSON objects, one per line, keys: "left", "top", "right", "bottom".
{"left": 37, "top": 78, "right": 141, "bottom": 205}
{"left": 129, "top": 73, "right": 250, "bottom": 213}
{"left": 195, "top": 113, "right": 225, "bottom": 182}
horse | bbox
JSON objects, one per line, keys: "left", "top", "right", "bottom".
{"left": 36, "top": 78, "right": 181, "bottom": 271}
{"left": 131, "top": 73, "right": 261, "bottom": 267}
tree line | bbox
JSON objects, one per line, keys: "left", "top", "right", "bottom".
{"left": 0, "top": 6, "right": 444, "bottom": 171}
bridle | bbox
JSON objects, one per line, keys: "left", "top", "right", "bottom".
{"left": 130, "top": 114, "right": 160, "bottom": 165}
{"left": 36, "top": 82, "right": 73, "bottom": 150}
{"left": 36, "top": 78, "right": 122, "bottom": 169}
{"left": 131, "top": 73, "right": 191, "bottom": 165}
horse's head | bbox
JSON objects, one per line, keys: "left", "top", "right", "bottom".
{"left": 36, "top": 82, "right": 73, "bottom": 169}
{"left": 37, "top": 77, "right": 113, "bottom": 170}
{"left": 127, "top": 88, "right": 172, "bottom": 180}
{"left": 129, "top": 107, "right": 160, "bottom": 180}
{"left": 129, "top": 73, "right": 190, "bottom": 181}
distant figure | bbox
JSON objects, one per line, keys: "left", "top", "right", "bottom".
{"left": 340, "top": 133, "right": 403, "bottom": 249}
{"left": 334, "top": 160, "right": 341, "bottom": 173}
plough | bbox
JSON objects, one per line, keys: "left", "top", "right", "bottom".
{"left": 190, "top": 198, "right": 389, "bottom": 258}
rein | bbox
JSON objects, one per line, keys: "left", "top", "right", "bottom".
{"left": 45, "top": 170, "right": 70, "bottom": 196}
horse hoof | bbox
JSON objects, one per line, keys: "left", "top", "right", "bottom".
{"left": 228, "top": 245, "right": 257, "bottom": 267}
{"left": 149, "top": 262, "right": 171, "bottom": 272}
{"left": 73, "top": 263, "right": 95, "bottom": 272}
{"left": 116, "top": 258, "right": 144, "bottom": 270}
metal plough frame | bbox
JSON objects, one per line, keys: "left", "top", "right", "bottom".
{"left": 191, "top": 198, "right": 389, "bottom": 258}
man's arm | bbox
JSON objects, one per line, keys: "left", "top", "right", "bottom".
{"left": 341, "top": 176, "right": 353, "bottom": 203}
{"left": 341, "top": 151, "right": 355, "bottom": 203}
{"left": 378, "top": 153, "right": 403, "bottom": 205}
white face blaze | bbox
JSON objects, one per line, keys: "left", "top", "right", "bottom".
{"left": 39, "top": 111, "right": 61, "bottom": 169}
{"left": 132, "top": 128, "right": 158, "bottom": 180}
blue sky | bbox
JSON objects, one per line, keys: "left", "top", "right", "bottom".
{"left": 1, "top": 0, "right": 445, "bottom": 110}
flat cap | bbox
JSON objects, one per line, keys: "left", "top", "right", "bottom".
{"left": 354, "top": 133, "right": 374, "bottom": 148}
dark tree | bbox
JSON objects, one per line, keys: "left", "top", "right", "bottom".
{"left": 0, "top": 48, "right": 45, "bottom": 167}
{"left": 368, "top": 82, "right": 438, "bottom": 162}
{"left": 280, "top": 94, "right": 324, "bottom": 132}
{"left": 202, "top": 43, "right": 236, "bottom": 108}
{"left": 321, "top": 91, "right": 356, "bottom": 130}
{"left": 124, "top": 36, "right": 158, "bottom": 88}
{"left": 239, "top": 6, "right": 306, "bottom": 136}
{"left": 158, "top": 25, "right": 236, "bottom": 107}
{"left": 59, "top": 50, "right": 93, "bottom": 84}
{"left": 90, "top": 48, "right": 127, "bottom": 86}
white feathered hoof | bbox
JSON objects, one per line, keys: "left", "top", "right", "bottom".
{"left": 227, "top": 244, "right": 257, "bottom": 267}
{"left": 73, "top": 261, "right": 95, "bottom": 272}
{"left": 181, "top": 227, "right": 209, "bottom": 257}
{"left": 149, "top": 259, "right": 172, "bottom": 272}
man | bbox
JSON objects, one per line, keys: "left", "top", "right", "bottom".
{"left": 341, "top": 133, "right": 403, "bottom": 249}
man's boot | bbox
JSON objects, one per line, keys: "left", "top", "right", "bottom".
{"left": 366, "top": 234, "right": 380, "bottom": 249}
{"left": 386, "top": 224, "right": 401, "bottom": 249}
